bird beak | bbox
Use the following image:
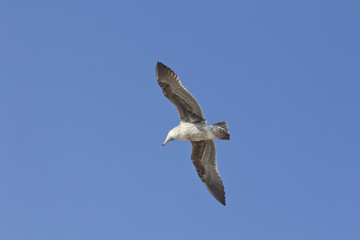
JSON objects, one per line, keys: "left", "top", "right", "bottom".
{"left": 162, "top": 139, "right": 170, "bottom": 147}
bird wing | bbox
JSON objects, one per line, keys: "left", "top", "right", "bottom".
{"left": 191, "top": 140, "right": 226, "bottom": 205}
{"left": 156, "top": 62, "right": 205, "bottom": 123}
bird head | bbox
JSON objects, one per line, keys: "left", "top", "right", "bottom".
{"left": 162, "top": 130, "right": 175, "bottom": 147}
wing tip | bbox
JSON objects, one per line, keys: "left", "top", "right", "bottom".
{"left": 156, "top": 62, "right": 179, "bottom": 81}
{"left": 217, "top": 194, "right": 226, "bottom": 206}
{"left": 213, "top": 192, "right": 226, "bottom": 206}
{"left": 204, "top": 182, "right": 226, "bottom": 206}
{"left": 156, "top": 61, "right": 168, "bottom": 79}
{"left": 156, "top": 61, "right": 164, "bottom": 70}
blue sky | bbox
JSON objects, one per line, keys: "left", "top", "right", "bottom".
{"left": 1, "top": 1, "right": 359, "bottom": 239}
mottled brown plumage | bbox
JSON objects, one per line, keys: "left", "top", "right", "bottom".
{"left": 156, "top": 62, "right": 229, "bottom": 206}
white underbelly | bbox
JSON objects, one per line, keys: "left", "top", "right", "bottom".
{"left": 176, "top": 122, "right": 215, "bottom": 141}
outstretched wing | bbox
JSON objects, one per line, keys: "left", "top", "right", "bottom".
{"left": 156, "top": 62, "right": 205, "bottom": 123}
{"left": 191, "top": 140, "right": 226, "bottom": 205}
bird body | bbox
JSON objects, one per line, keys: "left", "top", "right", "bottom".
{"left": 156, "top": 62, "right": 230, "bottom": 206}
{"left": 164, "top": 121, "right": 229, "bottom": 143}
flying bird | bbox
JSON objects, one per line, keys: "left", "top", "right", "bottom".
{"left": 156, "top": 62, "right": 230, "bottom": 206}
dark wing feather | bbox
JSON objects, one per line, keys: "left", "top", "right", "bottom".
{"left": 156, "top": 62, "right": 205, "bottom": 123}
{"left": 191, "top": 140, "right": 226, "bottom": 205}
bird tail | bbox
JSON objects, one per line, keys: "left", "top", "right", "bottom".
{"left": 212, "top": 121, "right": 230, "bottom": 140}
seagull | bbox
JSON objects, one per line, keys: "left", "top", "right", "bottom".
{"left": 156, "top": 62, "right": 230, "bottom": 206}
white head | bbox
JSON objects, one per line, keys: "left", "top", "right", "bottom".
{"left": 162, "top": 129, "right": 176, "bottom": 147}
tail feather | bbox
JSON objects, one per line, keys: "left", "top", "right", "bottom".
{"left": 213, "top": 121, "right": 230, "bottom": 140}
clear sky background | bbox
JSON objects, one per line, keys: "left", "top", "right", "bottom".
{"left": 1, "top": 1, "right": 359, "bottom": 239}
